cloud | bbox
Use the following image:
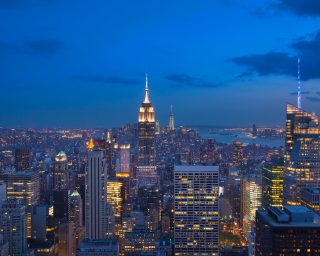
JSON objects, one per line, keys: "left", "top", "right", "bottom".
{"left": 306, "top": 96, "right": 320, "bottom": 102}
{"left": 275, "top": 0, "right": 320, "bottom": 17}
{"left": 24, "top": 40, "right": 64, "bottom": 55}
{"left": 165, "top": 73, "right": 221, "bottom": 88}
{"left": 72, "top": 75, "right": 140, "bottom": 86}
{"left": 232, "top": 30, "right": 320, "bottom": 81}
{"left": 290, "top": 91, "right": 310, "bottom": 95}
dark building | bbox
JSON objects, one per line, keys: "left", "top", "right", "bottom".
{"left": 15, "top": 148, "right": 32, "bottom": 171}
{"left": 256, "top": 206, "right": 320, "bottom": 255}
{"left": 53, "top": 190, "right": 69, "bottom": 219}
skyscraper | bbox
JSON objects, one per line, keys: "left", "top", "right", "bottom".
{"left": 85, "top": 139, "right": 108, "bottom": 240}
{"left": 262, "top": 158, "right": 284, "bottom": 209}
{"left": 117, "top": 144, "right": 130, "bottom": 178}
{"left": 15, "top": 148, "right": 32, "bottom": 171}
{"left": 255, "top": 206, "right": 320, "bottom": 255}
{"left": 284, "top": 103, "right": 320, "bottom": 205}
{"left": 53, "top": 151, "right": 69, "bottom": 190}
{"left": 169, "top": 105, "right": 175, "bottom": 132}
{"left": 69, "top": 190, "right": 83, "bottom": 247}
{"left": 231, "top": 141, "right": 245, "bottom": 168}
{"left": 138, "top": 75, "right": 156, "bottom": 167}
{"left": 174, "top": 165, "right": 219, "bottom": 255}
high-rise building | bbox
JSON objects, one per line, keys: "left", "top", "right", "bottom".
{"left": 31, "top": 204, "right": 48, "bottom": 240}
{"left": 241, "top": 174, "right": 262, "bottom": 240}
{"left": 117, "top": 144, "right": 130, "bottom": 178}
{"left": 0, "top": 170, "right": 40, "bottom": 238}
{"left": 284, "top": 103, "right": 320, "bottom": 205}
{"left": 53, "top": 151, "right": 69, "bottom": 190}
{"left": 231, "top": 141, "right": 245, "bottom": 168}
{"left": 69, "top": 190, "right": 83, "bottom": 247}
{"left": 15, "top": 148, "right": 32, "bottom": 171}
{"left": 169, "top": 105, "right": 174, "bottom": 132}
{"left": 255, "top": 206, "right": 320, "bottom": 255}
{"left": 262, "top": 158, "right": 284, "bottom": 209}
{"left": 300, "top": 187, "right": 320, "bottom": 212}
{"left": 138, "top": 75, "right": 156, "bottom": 167}
{"left": 85, "top": 140, "right": 108, "bottom": 240}
{"left": 174, "top": 165, "right": 219, "bottom": 255}
{"left": 0, "top": 199, "right": 31, "bottom": 256}
{"left": 57, "top": 221, "right": 73, "bottom": 256}
{"left": 53, "top": 189, "right": 69, "bottom": 219}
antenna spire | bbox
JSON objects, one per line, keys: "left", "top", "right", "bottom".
{"left": 297, "top": 57, "right": 301, "bottom": 109}
{"left": 143, "top": 73, "right": 150, "bottom": 103}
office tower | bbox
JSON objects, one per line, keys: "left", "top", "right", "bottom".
{"left": 105, "top": 204, "right": 115, "bottom": 238}
{"left": 117, "top": 144, "right": 130, "bottom": 178}
{"left": 0, "top": 199, "right": 31, "bottom": 256}
{"left": 57, "top": 221, "right": 73, "bottom": 256}
{"left": 136, "top": 165, "right": 159, "bottom": 188}
{"left": 240, "top": 174, "right": 262, "bottom": 240}
{"left": 262, "top": 158, "right": 284, "bottom": 209}
{"left": 255, "top": 206, "right": 320, "bottom": 255}
{"left": 31, "top": 204, "right": 48, "bottom": 240}
{"left": 174, "top": 165, "right": 219, "bottom": 255}
{"left": 138, "top": 75, "right": 156, "bottom": 166}
{"left": 53, "top": 151, "right": 69, "bottom": 190}
{"left": 155, "top": 120, "right": 161, "bottom": 135}
{"left": 252, "top": 124, "right": 257, "bottom": 137}
{"left": 69, "top": 190, "right": 83, "bottom": 246}
{"left": 169, "top": 105, "right": 174, "bottom": 132}
{"left": 0, "top": 170, "right": 40, "bottom": 238}
{"left": 231, "top": 141, "right": 244, "bottom": 168}
{"left": 106, "top": 178, "right": 123, "bottom": 236}
{"left": 225, "top": 168, "right": 241, "bottom": 221}
{"left": 300, "top": 187, "right": 320, "bottom": 211}
{"left": 15, "top": 147, "right": 32, "bottom": 171}
{"left": 0, "top": 234, "right": 8, "bottom": 256}
{"left": 53, "top": 189, "right": 69, "bottom": 219}
{"left": 0, "top": 182, "right": 6, "bottom": 206}
{"left": 85, "top": 141, "right": 108, "bottom": 240}
{"left": 76, "top": 239, "right": 119, "bottom": 256}
{"left": 284, "top": 103, "right": 320, "bottom": 205}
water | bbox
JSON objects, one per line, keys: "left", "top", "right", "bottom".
{"left": 197, "top": 127, "right": 284, "bottom": 148}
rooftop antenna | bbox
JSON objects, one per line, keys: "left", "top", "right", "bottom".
{"left": 297, "top": 57, "right": 301, "bottom": 109}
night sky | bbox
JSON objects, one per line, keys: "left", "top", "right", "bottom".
{"left": 1, "top": 0, "right": 320, "bottom": 128}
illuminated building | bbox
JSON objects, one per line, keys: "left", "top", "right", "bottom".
{"left": 255, "top": 206, "right": 320, "bottom": 255}
{"left": 15, "top": 147, "right": 32, "bottom": 171}
{"left": 231, "top": 141, "right": 245, "bottom": 168}
{"left": 29, "top": 240, "right": 55, "bottom": 256}
{"left": 136, "top": 165, "right": 159, "bottom": 188}
{"left": 0, "top": 170, "right": 40, "bottom": 238}
{"left": 301, "top": 187, "right": 320, "bottom": 211}
{"left": 138, "top": 74, "right": 156, "bottom": 166}
{"left": 69, "top": 190, "right": 83, "bottom": 247}
{"left": 262, "top": 158, "right": 284, "bottom": 209}
{"left": 106, "top": 178, "right": 123, "bottom": 236}
{"left": 174, "top": 165, "right": 219, "bottom": 255}
{"left": 284, "top": 103, "right": 320, "bottom": 205}
{"left": 0, "top": 199, "right": 32, "bottom": 256}
{"left": 117, "top": 144, "right": 130, "bottom": 178}
{"left": 53, "top": 151, "right": 69, "bottom": 190}
{"left": 56, "top": 221, "right": 73, "bottom": 256}
{"left": 169, "top": 105, "right": 174, "bottom": 132}
{"left": 240, "top": 174, "right": 261, "bottom": 240}
{"left": 85, "top": 142, "right": 108, "bottom": 240}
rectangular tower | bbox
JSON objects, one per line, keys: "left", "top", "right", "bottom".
{"left": 174, "top": 165, "right": 219, "bottom": 255}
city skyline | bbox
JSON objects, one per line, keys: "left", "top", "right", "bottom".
{"left": 1, "top": 1, "right": 320, "bottom": 128}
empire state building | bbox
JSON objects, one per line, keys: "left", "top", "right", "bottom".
{"left": 138, "top": 75, "right": 156, "bottom": 166}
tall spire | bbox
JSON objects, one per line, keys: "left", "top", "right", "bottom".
{"left": 297, "top": 57, "right": 301, "bottom": 109}
{"left": 143, "top": 73, "right": 150, "bottom": 104}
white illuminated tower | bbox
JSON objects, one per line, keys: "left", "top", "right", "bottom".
{"left": 85, "top": 139, "right": 108, "bottom": 240}
{"left": 169, "top": 105, "right": 175, "bottom": 132}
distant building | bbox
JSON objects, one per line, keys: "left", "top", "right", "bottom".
{"left": 284, "top": 104, "right": 320, "bottom": 205}
{"left": 262, "top": 158, "right": 284, "bottom": 209}
{"left": 252, "top": 124, "right": 257, "bottom": 137}
{"left": 168, "top": 105, "right": 174, "bottom": 132}
{"left": 117, "top": 144, "right": 130, "bottom": 178}
{"left": 231, "top": 141, "right": 245, "bottom": 168}
{"left": 15, "top": 148, "right": 32, "bottom": 171}
{"left": 301, "top": 187, "right": 320, "bottom": 211}
{"left": 69, "top": 190, "right": 83, "bottom": 247}
{"left": 256, "top": 206, "right": 320, "bottom": 255}
{"left": 76, "top": 239, "right": 119, "bottom": 256}
{"left": 174, "top": 165, "right": 219, "bottom": 255}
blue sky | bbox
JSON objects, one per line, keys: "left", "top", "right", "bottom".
{"left": 1, "top": 0, "right": 320, "bottom": 128}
